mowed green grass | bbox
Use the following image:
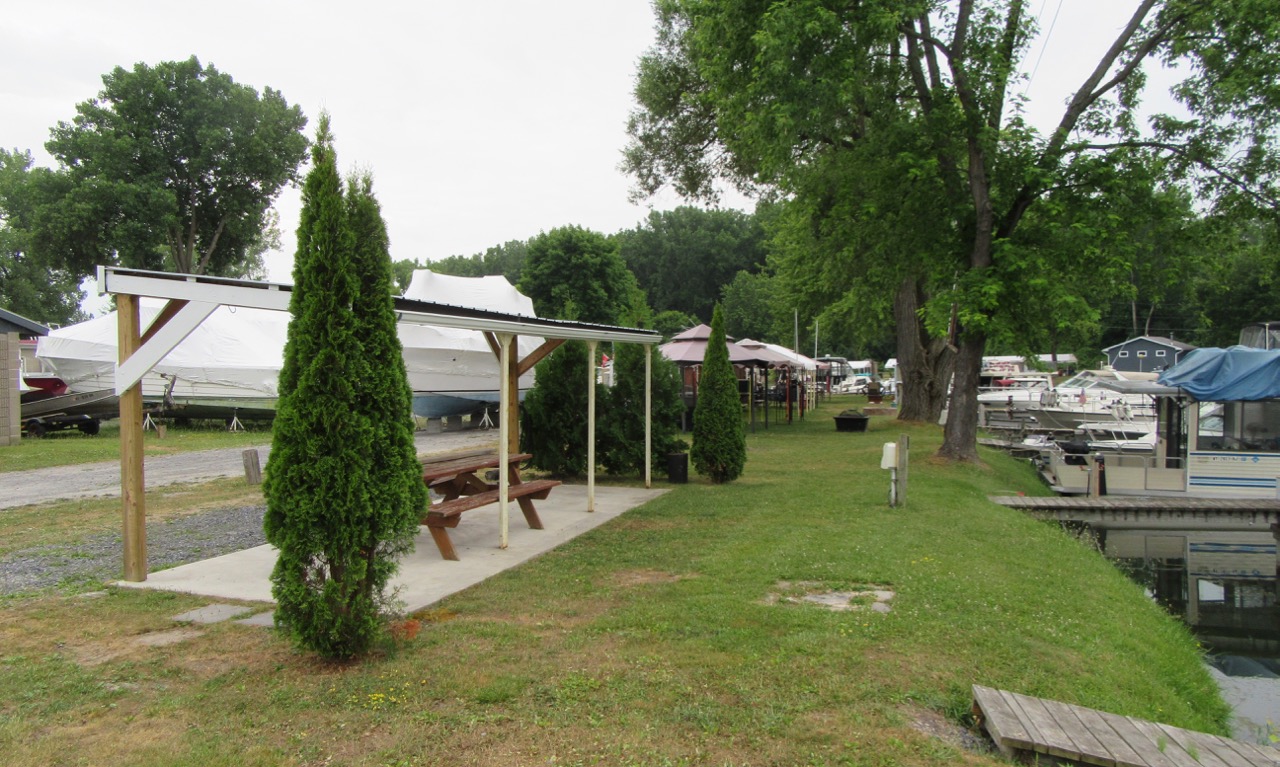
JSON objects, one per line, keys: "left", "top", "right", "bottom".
{"left": 0, "top": 396, "right": 1229, "bottom": 766}
{"left": 2, "top": 419, "right": 271, "bottom": 473}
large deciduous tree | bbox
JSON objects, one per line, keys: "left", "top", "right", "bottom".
{"left": 625, "top": 0, "right": 1280, "bottom": 460}
{"left": 0, "top": 149, "right": 85, "bottom": 325}
{"left": 614, "top": 206, "right": 766, "bottom": 322}
{"left": 520, "top": 225, "right": 642, "bottom": 324}
{"left": 263, "top": 115, "right": 424, "bottom": 659}
{"left": 46, "top": 56, "right": 307, "bottom": 277}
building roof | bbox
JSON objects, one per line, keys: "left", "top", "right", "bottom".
{"left": 1102, "top": 336, "right": 1196, "bottom": 353}
{"left": 0, "top": 307, "right": 50, "bottom": 337}
{"left": 96, "top": 266, "right": 660, "bottom": 345}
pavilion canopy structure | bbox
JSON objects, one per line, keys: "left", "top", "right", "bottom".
{"left": 97, "top": 266, "right": 660, "bottom": 581}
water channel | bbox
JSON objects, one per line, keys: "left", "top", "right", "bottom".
{"left": 1097, "top": 526, "right": 1280, "bottom": 745}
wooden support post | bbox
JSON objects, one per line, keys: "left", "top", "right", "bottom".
{"left": 242, "top": 449, "right": 262, "bottom": 485}
{"left": 118, "top": 294, "right": 147, "bottom": 582}
{"left": 587, "top": 340, "right": 597, "bottom": 512}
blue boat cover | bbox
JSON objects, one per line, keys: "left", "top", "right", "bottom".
{"left": 1157, "top": 346, "right": 1280, "bottom": 401}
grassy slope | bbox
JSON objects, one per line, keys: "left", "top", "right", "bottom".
{"left": 0, "top": 396, "right": 1228, "bottom": 766}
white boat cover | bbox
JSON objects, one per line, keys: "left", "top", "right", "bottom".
{"left": 37, "top": 301, "right": 286, "bottom": 398}
{"left": 399, "top": 270, "right": 541, "bottom": 394}
{"left": 36, "top": 270, "right": 542, "bottom": 401}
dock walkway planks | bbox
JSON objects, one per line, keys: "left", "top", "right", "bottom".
{"left": 972, "top": 685, "right": 1279, "bottom": 767}
{"left": 988, "top": 496, "right": 1280, "bottom": 513}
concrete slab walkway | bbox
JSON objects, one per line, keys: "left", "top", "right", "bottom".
{"left": 116, "top": 484, "right": 666, "bottom": 613}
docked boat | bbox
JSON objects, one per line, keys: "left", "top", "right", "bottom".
{"left": 979, "top": 368, "right": 1158, "bottom": 433}
{"left": 1036, "top": 346, "right": 1280, "bottom": 499}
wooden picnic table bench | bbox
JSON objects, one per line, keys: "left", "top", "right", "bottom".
{"left": 420, "top": 450, "right": 561, "bottom": 560}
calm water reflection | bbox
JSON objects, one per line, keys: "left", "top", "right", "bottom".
{"left": 1100, "top": 528, "right": 1280, "bottom": 744}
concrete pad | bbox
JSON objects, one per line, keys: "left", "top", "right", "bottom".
{"left": 116, "top": 485, "right": 665, "bottom": 613}
{"left": 234, "top": 611, "right": 275, "bottom": 627}
{"left": 172, "top": 603, "right": 256, "bottom": 624}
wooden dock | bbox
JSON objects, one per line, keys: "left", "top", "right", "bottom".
{"left": 989, "top": 495, "right": 1280, "bottom": 532}
{"left": 973, "top": 685, "right": 1279, "bottom": 766}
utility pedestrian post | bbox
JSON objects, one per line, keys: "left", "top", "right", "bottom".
{"left": 882, "top": 433, "right": 909, "bottom": 508}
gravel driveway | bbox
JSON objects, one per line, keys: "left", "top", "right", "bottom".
{"left": 0, "top": 429, "right": 500, "bottom": 595}
{"left": 0, "top": 429, "right": 498, "bottom": 511}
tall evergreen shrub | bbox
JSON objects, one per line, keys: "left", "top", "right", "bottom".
{"left": 691, "top": 304, "right": 746, "bottom": 483}
{"left": 600, "top": 341, "right": 685, "bottom": 475}
{"left": 520, "top": 341, "right": 599, "bottom": 476}
{"left": 263, "top": 116, "right": 425, "bottom": 659}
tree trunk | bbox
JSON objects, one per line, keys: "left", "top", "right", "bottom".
{"left": 938, "top": 330, "right": 986, "bottom": 462}
{"left": 893, "top": 276, "right": 955, "bottom": 422}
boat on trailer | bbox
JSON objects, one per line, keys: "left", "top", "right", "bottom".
{"left": 35, "top": 270, "right": 539, "bottom": 423}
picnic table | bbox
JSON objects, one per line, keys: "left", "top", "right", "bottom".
{"left": 420, "top": 449, "right": 561, "bottom": 560}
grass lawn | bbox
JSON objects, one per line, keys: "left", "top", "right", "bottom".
{"left": 1, "top": 419, "right": 272, "bottom": 473}
{"left": 0, "top": 396, "right": 1229, "bottom": 766}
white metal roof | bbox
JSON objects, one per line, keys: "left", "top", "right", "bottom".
{"left": 97, "top": 266, "right": 661, "bottom": 345}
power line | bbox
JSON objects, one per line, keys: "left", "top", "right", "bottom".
{"left": 1024, "top": 0, "right": 1065, "bottom": 94}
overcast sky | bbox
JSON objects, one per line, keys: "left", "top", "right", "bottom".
{"left": 4, "top": 1, "right": 1176, "bottom": 289}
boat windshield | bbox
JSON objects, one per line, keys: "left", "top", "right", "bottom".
{"left": 1195, "top": 400, "right": 1280, "bottom": 452}
{"left": 1057, "top": 373, "right": 1105, "bottom": 390}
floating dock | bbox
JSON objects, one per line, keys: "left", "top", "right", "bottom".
{"left": 973, "top": 685, "right": 1279, "bottom": 766}
{"left": 989, "top": 495, "right": 1280, "bottom": 532}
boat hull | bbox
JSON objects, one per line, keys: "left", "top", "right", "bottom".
{"left": 411, "top": 390, "right": 528, "bottom": 420}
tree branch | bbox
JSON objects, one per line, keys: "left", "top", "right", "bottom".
{"left": 1073, "top": 140, "right": 1280, "bottom": 209}
{"left": 197, "top": 218, "right": 227, "bottom": 274}
{"left": 997, "top": 0, "right": 1164, "bottom": 238}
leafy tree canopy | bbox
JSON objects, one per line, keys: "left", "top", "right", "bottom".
{"left": 0, "top": 149, "right": 86, "bottom": 325}
{"left": 426, "top": 239, "right": 529, "bottom": 285}
{"left": 520, "top": 225, "right": 643, "bottom": 324}
{"left": 719, "top": 269, "right": 776, "bottom": 343}
{"left": 626, "top": 0, "right": 1280, "bottom": 459}
{"left": 614, "top": 205, "right": 766, "bottom": 322}
{"left": 45, "top": 56, "right": 308, "bottom": 277}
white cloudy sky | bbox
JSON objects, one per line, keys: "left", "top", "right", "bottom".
{"left": 3, "top": 1, "right": 1177, "bottom": 287}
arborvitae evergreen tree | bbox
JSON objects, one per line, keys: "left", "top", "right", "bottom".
{"left": 344, "top": 171, "right": 427, "bottom": 604}
{"left": 691, "top": 304, "right": 746, "bottom": 483}
{"left": 600, "top": 340, "right": 685, "bottom": 475}
{"left": 520, "top": 341, "right": 599, "bottom": 476}
{"left": 263, "top": 115, "right": 423, "bottom": 659}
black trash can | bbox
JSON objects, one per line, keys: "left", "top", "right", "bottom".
{"left": 666, "top": 452, "right": 689, "bottom": 483}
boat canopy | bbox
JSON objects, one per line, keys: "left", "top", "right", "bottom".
{"left": 1157, "top": 346, "right": 1280, "bottom": 401}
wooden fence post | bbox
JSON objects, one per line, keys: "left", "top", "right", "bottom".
{"left": 242, "top": 449, "right": 262, "bottom": 485}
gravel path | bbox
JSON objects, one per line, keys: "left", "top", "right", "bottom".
{"left": 0, "top": 429, "right": 498, "bottom": 510}
{"left": 0, "top": 505, "right": 268, "bottom": 595}
{"left": 0, "top": 429, "right": 500, "bottom": 595}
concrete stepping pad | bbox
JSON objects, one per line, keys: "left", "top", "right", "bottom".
{"left": 172, "top": 603, "right": 255, "bottom": 624}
